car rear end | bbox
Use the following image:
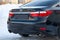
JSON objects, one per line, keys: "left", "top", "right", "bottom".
{"left": 7, "top": 7, "right": 55, "bottom": 35}
{"left": 7, "top": 0, "right": 58, "bottom": 37}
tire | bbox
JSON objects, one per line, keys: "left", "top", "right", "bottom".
{"left": 19, "top": 34, "right": 29, "bottom": 37}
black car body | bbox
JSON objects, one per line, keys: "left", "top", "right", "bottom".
{"left": 7, "top": 0, "right": 60, "bottom": 37}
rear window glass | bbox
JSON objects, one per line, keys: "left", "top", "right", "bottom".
{"left": 22, "top": 0, "right": 58, "bottom": 7}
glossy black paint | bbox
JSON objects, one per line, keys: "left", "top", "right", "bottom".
{"left": 7, "top": 0, "right": 59, "bottom": 37}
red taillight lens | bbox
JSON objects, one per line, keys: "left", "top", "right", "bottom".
{"left": 9, "top": 12, "right": 14, "bottom": 17}
{"left": 30, "top": 12, "right": 39, "bottom": 17}
{"left": 39, "top": 10, "right": 53, "bottom": 17}
{"left": 40, "top": 27, "right": 46, "bottom": 31}
{"left": 30, "top": 10, "right": 52, "bottom": 17}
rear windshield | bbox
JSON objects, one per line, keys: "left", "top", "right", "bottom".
{"left": 22, "top": 0, "right": 58, "bottom": 7}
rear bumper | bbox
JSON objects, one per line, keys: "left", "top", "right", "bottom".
{"left": 7, "top": 22, "right": 57, "bottom": 36}
{"left": 8, "top": 22, "right": 36, "bottom": 34}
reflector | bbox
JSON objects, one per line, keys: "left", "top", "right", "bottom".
{"left": 40, "top": 27, "right": 46, "bottom": 31}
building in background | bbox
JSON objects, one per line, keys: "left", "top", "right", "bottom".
{"left": 18, "top": 0, "right": 32, "bottom": 4}
{"left": 0, "top": 0, "right": 6, "bottom": 4}
{"left": 8, "top": 0, "right": 18, "bottom": 4}
{"left": 0, "top": 0, "right": 32, "bottom": 4}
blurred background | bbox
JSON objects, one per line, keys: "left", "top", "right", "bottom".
{"left": 0, "top": 0, "right": 32, "bottom": 4}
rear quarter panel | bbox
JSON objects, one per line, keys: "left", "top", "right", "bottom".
{"left": 46, "top": 7, "right": 60, "bottom": 23}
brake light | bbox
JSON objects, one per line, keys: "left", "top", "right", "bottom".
{"left": 30, "top": 12, "right": 39, "bottom": 17}
{"left": 40, "top": 27, "right": 46, "bottom": 31}
{"left": 9, "top": 12, "right": 14, "bottom": 17}
{"left": 39, "top": 10, "right": 53, "bottom": 17}
{"left": 30, "top": 10, "right": 52, "bottom": 17}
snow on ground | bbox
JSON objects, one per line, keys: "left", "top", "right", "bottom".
{"left": 0, "top": 4, "right": 22, "bottom": 38}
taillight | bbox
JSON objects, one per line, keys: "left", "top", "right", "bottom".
{"left": 9, "top": 12, "right": 14, "bottom": 17}
{"left": 30, "top": 12, "right": 39, "bottom": 17}
{"left": 39, "top": 10, "right": 53, "bottom": 17}
{"left": 30, "top": 10, "right": 52, "bottom": 17}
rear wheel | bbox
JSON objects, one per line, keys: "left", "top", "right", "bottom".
{"left": 19, "top": 34, "right": 29, "bottom": 37}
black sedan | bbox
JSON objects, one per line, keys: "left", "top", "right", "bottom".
{"left": 7, "top": 0, "right": 60, "bottom": 37}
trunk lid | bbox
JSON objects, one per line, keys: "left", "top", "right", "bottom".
{"left": 9, "top": 6, "right": 48, "bottom": 22}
